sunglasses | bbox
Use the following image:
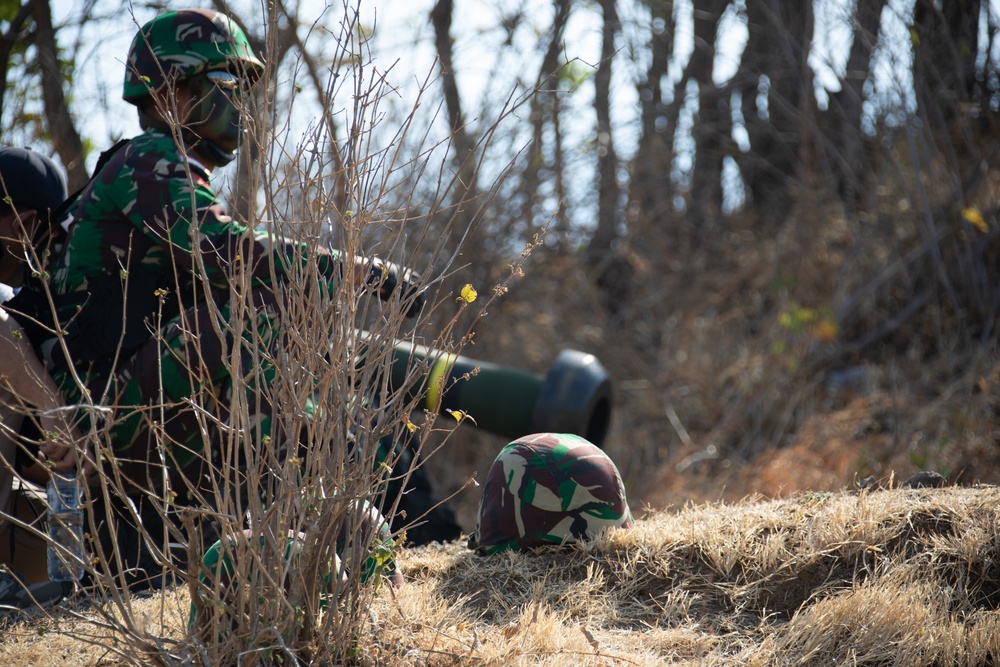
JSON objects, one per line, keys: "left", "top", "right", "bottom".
{"left": 204, "top": 70, "right": 249, "bottom": 93}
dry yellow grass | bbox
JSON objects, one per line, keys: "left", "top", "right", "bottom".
{"left": 2, "top": 484, "right": 998, "bottom": 665}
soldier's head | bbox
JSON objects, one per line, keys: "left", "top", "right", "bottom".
{"left": 0, "top": 147, "right": 67, "bottom": 286}
{"left": 123, "top": 9, "right": 265, "bottom": 168}
{"left": 469, "top": 433, "right": 633, "bottom": 555}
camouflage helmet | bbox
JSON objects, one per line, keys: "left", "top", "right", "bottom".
{"left": 335, "top": 499, "right": 401, "bottom": 586}
{"left": 189, "top": 503, "right": 401, "bottom": 630}
{"left": 123, "top": 9, "right": 264, "bottom": 104}
{"left": 188, "top": 529, "right": 342, "bottom": 633}
{"left": 469, "top": 433, "right": 633, "bottom": 555}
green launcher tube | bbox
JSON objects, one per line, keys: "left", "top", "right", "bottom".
{"left": 388, "top": 343, "right": 613, "bottom": 447}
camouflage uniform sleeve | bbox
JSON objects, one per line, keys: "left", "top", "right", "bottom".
{"left": 121, "top": 152, "right": 235, "bottom": 290}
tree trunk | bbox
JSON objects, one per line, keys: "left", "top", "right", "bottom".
{"left": 687, "top": 0, "right": 731, "bottom": 241}
{"left": 516, "top": 0, "right": 571, "bottom": 246}
{"left": 908, "top": 0, "right": 999, "bottom": 340}
{"left": 587, "top": 0, "right": 622, "bottom": 260}
{"left": 32, "top": 0, "right": 87, "bottom": 189}
{"left": 821, "top": 0, "right": 885, "bottom": 212}
{"left": 431, "top": 0, "right": 478, "bottom": 196}
{"left": 586, "top": 0, "right": 629, "bottom": 319}
{"left": 911, "top": 0, "right": 987, "bottom": 167}
{"left": 551, "top": 92, "right": 570, "bottom": 249}
{"left": 628, "top": 0, "right": 675, "bottom": 251}
{"left": 736, "top": 0, "right": 814, "bottom": 225}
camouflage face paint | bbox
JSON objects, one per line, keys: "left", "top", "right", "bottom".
{"left": 186, "top": 71, "right": 246, "bottom": 153}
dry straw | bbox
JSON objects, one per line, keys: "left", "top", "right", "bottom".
{"left": 4, "top": 486, "right": 999, "bottom": 665}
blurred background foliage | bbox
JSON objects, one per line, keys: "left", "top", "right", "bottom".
{"left": 5, "top": 0, "right": 1000, "bottom": 527}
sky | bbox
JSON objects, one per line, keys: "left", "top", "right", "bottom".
{"left": 33, "top": 0, "right": 1000, "bottom": 219}
{"left": 46, "top": 0, "right": 642, "bottom": 168}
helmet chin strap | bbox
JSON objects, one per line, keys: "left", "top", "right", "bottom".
{"left": 137, "top": 108, "right": 237, "bottom": 168}
{"left": 193, "top": 139, "right": 237, "bottom": 167}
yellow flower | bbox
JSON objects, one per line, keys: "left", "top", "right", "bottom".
{"left": 963, "top": 207, "right": 988, "bottom": 233}
{"left": 458, "top": 284, "right": 478, "bottom": 304}
{"left": 446, "top": 409, "right": 477, "bottom": 425}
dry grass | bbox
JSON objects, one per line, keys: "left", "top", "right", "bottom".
{"left": 3, "top": 485, "right": 998, "bottom": 665}
{"left": 6, "top": 6, "right": 1000, "bottom": 666}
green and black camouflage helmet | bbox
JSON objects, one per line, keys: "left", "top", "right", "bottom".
{"left": 123, "top": 9, "right": 264, "bottom": 105}
{"left": 470, "top": 433, "right": 633, "bottom": 555}
{"left": 188, "top": 500, "right": 401, "bottom": 630}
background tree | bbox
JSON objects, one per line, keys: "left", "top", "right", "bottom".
{"left": 5, "top": 0, "right": 1000, "bottom": 545}
{"left": 2, "top": 0, "right": 86, "bottom": 186}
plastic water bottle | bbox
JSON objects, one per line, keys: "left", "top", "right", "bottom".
{"left": 46, "top": 474, "right": 85, "bottom": 582}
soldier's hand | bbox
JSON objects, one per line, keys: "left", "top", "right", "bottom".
{"left": 39, "top": 427, "right": 95, "bottom": 478}
{"left": 368, "top": 259, "right": 426, "bottom": 319}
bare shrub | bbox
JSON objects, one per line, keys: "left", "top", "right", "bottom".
{"left": 0, "top": 4, "right": 535, "bottom": 665}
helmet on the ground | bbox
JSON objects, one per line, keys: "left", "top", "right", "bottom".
{"left": 123, "top": 9, "right": 264, "bottom": 104}
{"left": 470, "top": 433, "right": 633, "bottom": 554}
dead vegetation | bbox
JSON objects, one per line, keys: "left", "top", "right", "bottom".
{"left": 7, "top": 162, "right": 999, "bottom": 666}
{"left": 262, "top": 484, "right": 1000, "bottom": 665}
{"left": 3, "top": 485, "right": 999, "bottom": 665}
{"left": 4, "top": 4, "right": 1000, "bottom": 664}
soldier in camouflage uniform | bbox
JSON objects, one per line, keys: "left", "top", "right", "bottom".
{"left": 468, "top": 433, "right": 633, "bottom": 555}
{"left": 51, "top": 9, "right": 421, "bottom": 477}
{"left": 0, "top": 148, "right": 79, "bottom": 492}
{"left": 46, "top": 9, "right": 429, "bottom": 588}
{"left": 0, "top": 148, "right": 86, "bottom": 603}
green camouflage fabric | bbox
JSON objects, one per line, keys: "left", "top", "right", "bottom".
{"left": 470, "top": 433, "right": 633, "bottom": 555}
{"left": 189, "top": 502, "right": 398, "bottom": 630}
{"left": 188, "top": 528, "right": 328, "bottom": 633}
{"left": 123, "top": 9, "right": 264, "bottom": 104}
{"left": 49, "top": 127, "right": 340, "bottom": 475}
{"left": 52, "top": 128, "right": 327, "bottom": 298}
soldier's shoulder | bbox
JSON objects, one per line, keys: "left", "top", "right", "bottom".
{"left": 121, "top": 131, "right": 182, "bottom": 167}
{"left": 96, "top": 131, "right": 209, "bottom": 191}
{"left": 89, "top": 132, "right": 168, "bottom": 184}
